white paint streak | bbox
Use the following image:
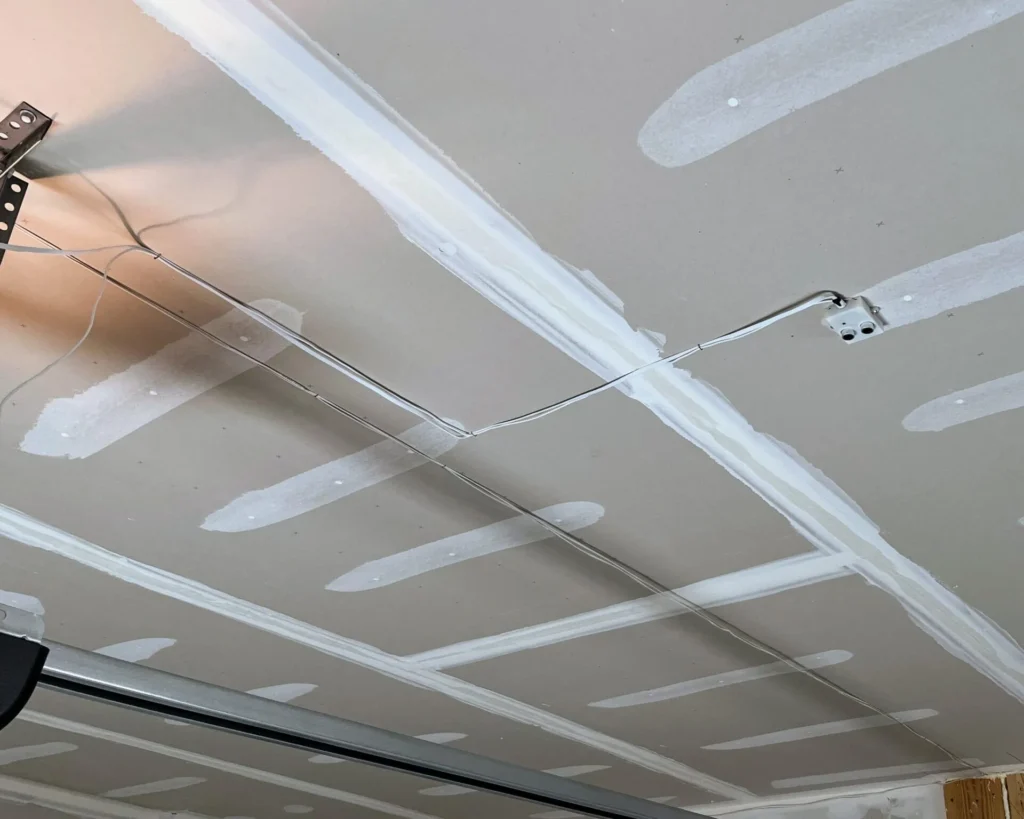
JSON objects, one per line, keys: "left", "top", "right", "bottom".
{"left": 328, "top": 502, "right": 604, "bottom": 591}
{"left": 283, "top": 807, "right": 313, "bottom": 815}
{"left": 20, "top": 711, "right": 442, "bottom": 819}
{"left": 20, "top": 299, "right": 302, "bottom": 459}
{"left": 95, "top": 638, "right": 176, "bottom": 663}
{"left": 246, "top": 683, "right": 317, "bottom": 703}
{"left": 771, "top": 759, "right": 984, "bottom": 790}
{"left": 0, "top": 773, "right": 210, "bottom": 819}
{"left": 638, "top": 0, "right": 1024, "bottom": 167}
{"left": 639, "top": 328, "right": 667, "bottom": 351}
{"left": 703, "top": 709, "right": 938, "bottom": 751}
{"left": 0, "top": 743, "right": 77, "bottom": 766}
{"left": 202, "top": 421, "right": 460, "bottom": 532}
{"left": 0, "top": 506, "right": 749, "bottom": 798}
{"left": 417, "top": 785, "right": 474, "bottom": 798}
{"left": 416, "top": 733, "right": 466, "bottom": 745}
{"left": 128, "top": 0, "right": 1024, "bottom": 707}
{"left": 590, "top": 650, "right": 853, "bottom": 708}
{"left": 544, "top": 765, "right": 609, "bottom": 778}
{"left": 0, "top": 590, "right": 43, "bottom": 616}
{"left": 531, "top": 812, "right": 581, "bottom": 819}
{"left": 103, "top": 777, "right": 206, "bottom": 799}
{"left": 419, "top": 763, "right": 608, "bottom": 798}
{"left": 308, "top": 733, "right": 463, "bottom": 765}
{"left": 406, "top": 554, "right": 853, "bottom": 670}
{"left": 903, "top": 371, "right": 1024, "bottom": 432}
{"left": 130, "top": 0, "right": 654, "bottom": 385}
{"left": 863, "top": 231, "right": 1024, "bottom": 329}
{"left": 690, "top": 783, "right": 944, "bottom": 819}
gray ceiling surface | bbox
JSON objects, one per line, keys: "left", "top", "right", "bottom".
{"left": 2, "top": 1, "right": 1024, "bottom": 818}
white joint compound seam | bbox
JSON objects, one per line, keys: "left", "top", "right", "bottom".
{"left": 20, "top": 299, "right": 302, "bottom": 460}
{"left": 128, "top": 0, "right": 1024, "bottom": 706}
{"left": 903, "top": 370, "right": 1024, "bottom": 432}
{"left": 0, "top": 771, "right": 211, "bottom": 819}
{"left": 0, "top": 503, "right": 751, "bottom": 799}
{"left": 406, "top": 554, "right": 853, "bottom": 670}
{"left": 638, "top": 0, "right": 1024, "bottom": 167}
{"left": 19, "top": 710, "right": 441, "bottom": 819}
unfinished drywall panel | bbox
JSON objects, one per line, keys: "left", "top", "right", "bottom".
{"left": 684, "top": 284, "right": 1024, "bottom": 644}
{"left": 698, "top": 783, "right": 946, "bottom": 819}
{"left": 451, "top": 575, "right": 1024, "bottom": 793}
{"left": 3, "top": 0, "right": 1024, "bottom": 815}
{"left": 0, "top": 522, "right": 756, "bottom": 800}
{"left": 266, "top": 0, "right": 1024, "bottom": 350}
{"left": 10, "top": 690, "right": 548, "bottom": 819}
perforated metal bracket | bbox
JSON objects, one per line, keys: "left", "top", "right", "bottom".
{"left": 0, "top": 173, "right": 28, "bottom": 267}
{"left": 824, "top": 296, "right": 886, "bottom": 343}
{"left": 0, "top": 102, "right": 52, "bottom": 180}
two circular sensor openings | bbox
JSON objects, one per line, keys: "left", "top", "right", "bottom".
{"left": 839, "top": 320, "right": 879, "bottom": 342}
{"left": 824, "top": 296, "right": 885, "bottom": 344}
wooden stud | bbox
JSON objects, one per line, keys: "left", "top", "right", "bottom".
{"left": 945, "top": 778, "right": 1006, "bottom": 819}
{"left": 1005, "top": 774, "right": 1024, "bottom": 819}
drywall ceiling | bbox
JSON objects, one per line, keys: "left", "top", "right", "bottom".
{"left": 1, "top": 0, "right": 1024, "bottom": 817}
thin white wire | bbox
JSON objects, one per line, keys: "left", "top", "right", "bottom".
{"left": 473, "top": 291, "right": 842, "bottom": 433}
{"left": 0, "top": 246, "right": 146, "bottom": 429}
{"left": 0, "top": 240, "right": 844, "bottom": 439}
{"left": 1, "top": 235, "right": 976, "bottom": 774}
{"left": 0, "top": 242, "right": 143, "bottom": 255}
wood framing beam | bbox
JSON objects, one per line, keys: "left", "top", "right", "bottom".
{"left": 1005, "top": 775, "right": 1024, "bottom": 819}
{"left": 945, "top": 778, "right": 1006, "bottom": 819}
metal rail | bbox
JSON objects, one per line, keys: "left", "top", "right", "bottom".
{"left": 38, "top": 642, "right": 705, "bottom": 819}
